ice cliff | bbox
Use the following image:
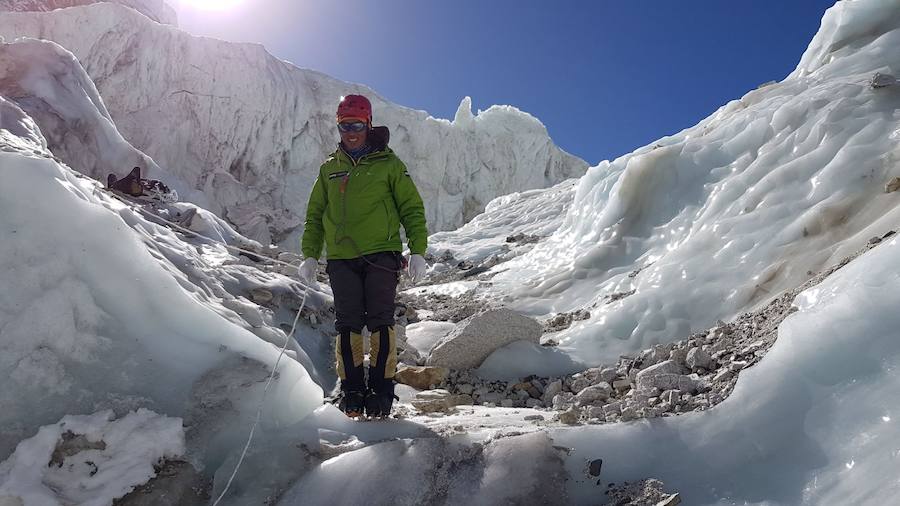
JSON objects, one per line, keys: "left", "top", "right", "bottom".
{"left": 0, "top": 3, "right": 587, "bottom": 245}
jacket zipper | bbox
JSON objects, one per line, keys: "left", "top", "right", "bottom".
{"left": 384, "top": 200, "right": 393, "bottom": 242}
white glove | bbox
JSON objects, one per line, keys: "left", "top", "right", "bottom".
{"left": 407, "top": 254, "right": 427, "bottom": 283}
{"left": 298, "top": 257, "right": 318, "bottom": 284}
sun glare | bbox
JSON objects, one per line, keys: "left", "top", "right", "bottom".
{"left": 179, "top": 0, "right": 245, "bottom": 11}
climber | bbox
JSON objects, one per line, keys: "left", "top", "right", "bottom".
{"left": 299, "top": 94, "right": 428, "bottom": 418}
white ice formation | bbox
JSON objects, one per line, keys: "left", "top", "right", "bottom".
{"left": 0, "top": 54, "right": 326, "bottom": 486}
{"left": 0, "top": 3, "right": 587, "bottom": 245}
{"left": 0, "top": 37, "right": 200, "bottom": 202}
{"left": 432, "top": 0, "right": 900, "bottom": 371}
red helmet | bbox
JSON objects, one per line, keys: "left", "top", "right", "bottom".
{"left": 336, "top": 94, "right": 372, "bottom": 124}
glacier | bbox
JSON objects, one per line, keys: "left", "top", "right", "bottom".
{"left": 0, "top": 3, "right": 587, "bottom": 245}
{"left": 0, "top": 53, "right": 328, "bottom": 485}
{"left": 429, "top": 0, "right": 900, "bottom": 371}
{"left": 1, "top": 0, "right": 900, "bottom": 504}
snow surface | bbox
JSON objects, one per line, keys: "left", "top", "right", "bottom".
{"left": 0, "top": 94, "right": 325, "bottom": 466}
{"left": 431, "top": 0, "right": 900, "bottom": 372}
{"left": 0, "top": 5, "right": 587, "bottom": 244}
{"left": 0, "top": 410, "right": 184, "bottom": 506}
{"left": 429, "top": 178, "right": 578, "bottom": 263}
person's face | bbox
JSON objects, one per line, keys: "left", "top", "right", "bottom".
{"left": 338, "top": 120, "right": 368, "bottom": 151}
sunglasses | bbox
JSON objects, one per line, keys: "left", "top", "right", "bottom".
{"left": 337, "top": 121, "right": 368, "bottom": 133}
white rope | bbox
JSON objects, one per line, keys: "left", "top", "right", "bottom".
{"left": 106, "top": 189, "right": 310, "bottom": 273}
{"left": 105, "top": 191, "right": 314, "bottom": 505}
{"left": 212, "top": 288, "right": 308, "bottom": 506}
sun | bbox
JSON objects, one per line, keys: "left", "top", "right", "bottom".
{"left": 178, "top": 0, "right": 245, "bottom": 11}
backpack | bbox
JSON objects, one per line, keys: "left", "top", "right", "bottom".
{"left": 107, "top": 167, "right": 177, "bottom": 203}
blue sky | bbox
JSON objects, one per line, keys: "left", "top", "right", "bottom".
{"left": 175, "top": 0, "right": 837, "bottom": 165}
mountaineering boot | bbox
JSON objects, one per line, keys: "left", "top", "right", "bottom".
{"left": 367, "top": 326, "right": 399, "bottom": 417}
{"left": 365, "top": 380, "right": 397, "bottom": 418}
{"left": 335, "top": 329, "right": 365, "bottom": 416}
{"left": 339, "top": 389, "right": 366, "bottom": 417}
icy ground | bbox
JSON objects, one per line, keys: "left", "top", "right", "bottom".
{"left": 2, "top": 0, "right": 900, "bottom": 504}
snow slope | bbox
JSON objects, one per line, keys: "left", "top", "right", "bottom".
{"left": 554, "top": 234, "right": 900, "bottom": 505}
{"left": 0, "top": 410, "right": 184, "bottom": 506}
{"left": 0, "top": 83, "right": 326, "bottom": 474}
{"left": 0, "top": 4, "right": 587, "bottom": 244}
{"left": 430, "top": 0, "right": 900, "bottom": 372}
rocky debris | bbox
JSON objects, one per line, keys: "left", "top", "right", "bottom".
{"left": 416, "top": 249, "right": 510, "bottom": 287}
{"left": 418, "top": 225, "right": 895, "bottom": 427}
{"left": 867, "top": 231, "right": 896, "bottom": 248}
{"left": 391, "top": 319, "right": 425, "bottom": 366}
{"left": 433, "top": 306, "right": 775, "bottom": 422}
{"left": 394, "top": 365, "right": 449, "bottom": 390}
{"left": 0, "top": 496, "right": 23, "bottom": 506}
{"left": 558, "top": 407, "right": 581, "bottom": 425}
{"left": 575, "top": 383, "right": 612, "bottom": 406}
{"left": 588, "top": 458, "right": 603, "bottom": 477}
{"left": 542, "top": 379, "right": 563, "bottom": 404}
{"left": 635, "top": 361, "right": 703, "bottom": 394}
{"left": 411, "top": 389, "right": 474, "bottom": 413}
{"left": 885, "top": 177, "right": 900, "bottom": 193}
{"left": 398, "top": 291, "right": 491, "bottom": 323}
{"left": 870, "top": 72, "right": 899, "bottom": 89}
{"left": 604, "top": 290, "right": 636, "bottom": 304}
{"left": 427, "top": 309, "right": 542, "bottom": 370}
{"left": 543, "top": 309, "right": 591, "bottom": 333}
{"left": 605, "top": 478, "right": 681, "bottom": 506}
{"left": 49, "top": 430, "right": 106, "bottom": 468}
{"left": 113, "top": 460, "right": 210, "bottom": 506}
{"left": 248, "top": 288, "right": 274, "bottom": 305}
{"left": 505, "top": 233, "right": 541, "bottom": 244}
{"left": 316, "top": 437, "right": 367, "bottom": 461}
{"left": 685, "top": 347, "right": 714, "bottom": 371}
{"left": 433, "top": 241, "right": 866, "bottom": 424}
{"left": 397, "top": 343, "right": 423, "bottom": 367}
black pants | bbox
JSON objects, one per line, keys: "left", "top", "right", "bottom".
{"left": 326, "top": 251, "right": 401, "bottom": 333}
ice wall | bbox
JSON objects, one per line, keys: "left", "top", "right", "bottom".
{"left": 0, "top": 4, "right": 587, "bottom": 244}
{"left": 0, "top": 96, "right": 323, "bottom": 462}
{"left": 0, "top": 37, "right": 200, "bottom": 203}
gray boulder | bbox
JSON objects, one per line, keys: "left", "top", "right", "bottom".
{"left": 411, "top": 389, "right": 473, "bottom": 413}
{"left": 635, "top": 360, "right": 700, "bottom": 394}
{"left": 686, "top": 347, "right": 714, "bottom": 371}
{"left": 426, "top": 309, "right": 542, "bottom": 370}
{"left": 575, "top": 382, "right": 612, "bottom": 406}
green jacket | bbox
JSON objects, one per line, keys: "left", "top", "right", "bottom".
{"left": 301, "top": 126, "right": 428, "bottom": 260}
